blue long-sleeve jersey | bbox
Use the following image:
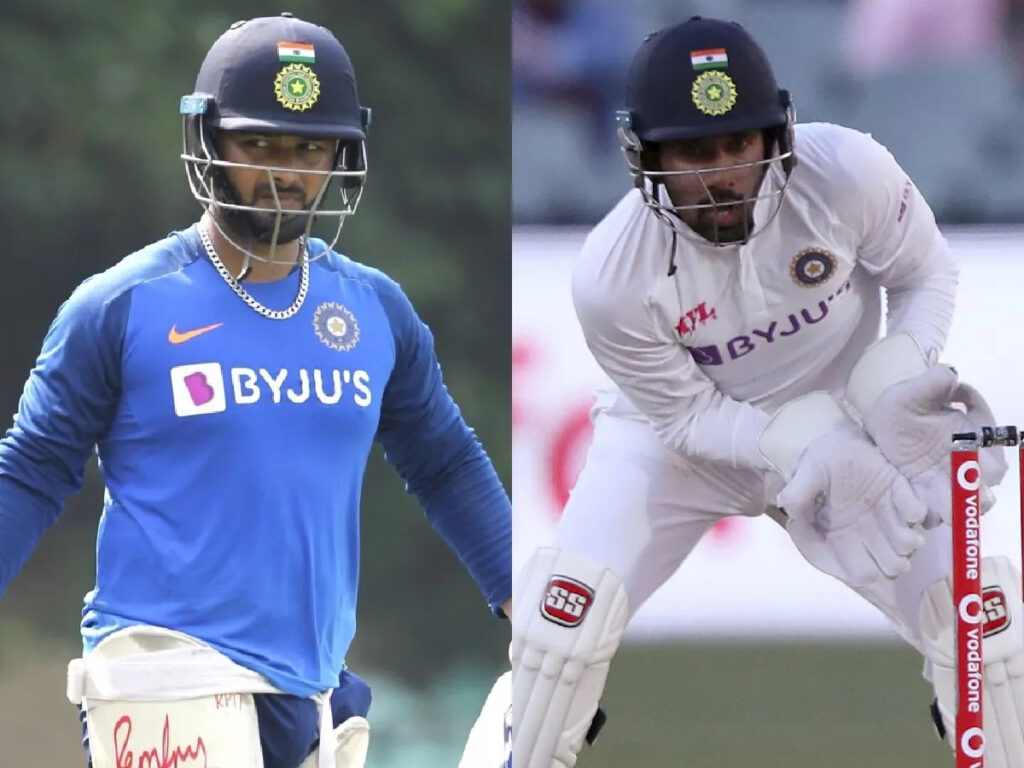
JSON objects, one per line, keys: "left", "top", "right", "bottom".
{"left": 0, "top": 225, "right": 511, "bottom": 696}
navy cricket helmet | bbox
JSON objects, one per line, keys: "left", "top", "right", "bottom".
{"left": 180, "top": 12, "right": 371, "bottom": 255}
{"left": 615, "top": 17, "right": 796, "bottom": 245}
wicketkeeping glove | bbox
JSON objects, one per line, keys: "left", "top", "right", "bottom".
{"left": 760, "top": 392, "right": 928, "bottom": 589}
{"left": 845, "top": 333, "right": 1007, "bottom": 528}
{"left": 777, "top": 424, "right": 928, "bottom": 587}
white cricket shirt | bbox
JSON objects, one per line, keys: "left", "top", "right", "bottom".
{"left": 572, "top": 122, "right": 958, "bottom": 470}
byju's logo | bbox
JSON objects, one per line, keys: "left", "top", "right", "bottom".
{"left": 687, "top": 280, "right": 851, "bottom": 366}
{"left": 170, "top": 363, "right": 227, "bottom": 417}
{"left": 170, "top": 363, "right": 373, "bottom": 417}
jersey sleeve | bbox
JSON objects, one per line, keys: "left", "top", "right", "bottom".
{"left": 372, "top": 274, "right": 511, "bottom": 613}
{"left": 846, "top": 132, "right": 958, "bottom": 356}
{"left": 571, "top": 261, "right": 772, "bottom": 470}
{"left": 0, "top": 278, "right": 126, "bottom": 594}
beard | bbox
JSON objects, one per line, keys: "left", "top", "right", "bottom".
{"left": 242, "top": 208, "right": 311, "bottom": 244}
{"left": 211, "top": 180, "right": 314, "bottom": 246}
{"left": 243, "top": 183, "right": 314, "bottom": 244}
{"left": 687, "top": 189, "right": 756, "bottom": 244}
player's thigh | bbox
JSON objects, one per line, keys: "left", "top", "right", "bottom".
{"left": 554, "top": 412, "right": 766, "bottom": 616}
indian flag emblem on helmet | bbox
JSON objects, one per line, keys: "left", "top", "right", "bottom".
{"left": 278, "top": 41, "right": 315, "bottom": 64}
{"left": 690, "top": 48, "right": 728, "bottom": 71}
{"left": 691, "top": 70, "right": 737, "bottom": 116}
{"left": 274, "top": 63, "right": 321, "bottom": 112}
{"left": 314, "top": 302, "right": 360, "bottom": 352}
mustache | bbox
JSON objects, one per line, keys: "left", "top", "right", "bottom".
{"left": 251, "top": 184, "right": 307, "bottom": 204}
{"left": 698, "top": 189, "right": 745, "bottom": 208}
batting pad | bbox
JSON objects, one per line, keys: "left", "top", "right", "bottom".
{"left": 69, "top": 626, "right": 266, "bottom": 768}
{"left": 919, "top": 556, "right": 1024, "bottom": 767}
{"left": 458, "top": 671, "right": 511, "bottom": 768}
{"left": 297, "top": 717, "right": 369, "bottom": 768}
{"left": 511, "top": 547, "right": 629, "bottom": 768}
{"left": 68, "top": 625, "right": 346, "bottom": 768}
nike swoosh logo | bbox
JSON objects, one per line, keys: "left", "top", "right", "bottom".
{"left": 168, "top": 322, "right": 224, "bottom": 344}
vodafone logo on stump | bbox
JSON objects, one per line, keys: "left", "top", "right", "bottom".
{"left": 951, "top": 449, "right": 985, "bottom": 763}
{"left": 956, "top": 459, "right": 981, "bottom": 493}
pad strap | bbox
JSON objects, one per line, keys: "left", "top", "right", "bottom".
{"left": 68, "top": 646, "right": 283, "bottom": 706}
{"left": 298, "top": 718, "right": 370, "bottom": 768}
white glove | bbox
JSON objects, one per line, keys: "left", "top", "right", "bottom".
{"left": 777, "top": 424, "right": 928, "bottom": 587}
{"left": 759, "top": 392, "right": 928, "bottom": 589}
{"left": 845, "top": 334, "right": 1008, "bottom": 528}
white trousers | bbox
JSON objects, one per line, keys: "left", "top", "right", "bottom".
{"left": 553, "top": 411, "right": 954, "bottom": 656}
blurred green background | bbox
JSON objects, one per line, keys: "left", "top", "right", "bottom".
{"left": 0, "top": 1, "right": 509, "bottom": 766}
{"left": 578, "top": 642, "right": 950, "bottom": 766}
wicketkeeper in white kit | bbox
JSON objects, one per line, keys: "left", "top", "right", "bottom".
{"left": 510, "top": 15, "right": 1023, "bottom": 766}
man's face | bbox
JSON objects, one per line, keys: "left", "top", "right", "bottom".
{"left": 655, "top": 130, "right": 767, "bottom": 243}
{"left": 217, "top": 131, "right": 339, "bottom": 229}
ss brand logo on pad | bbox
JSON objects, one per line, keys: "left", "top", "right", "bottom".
{"left": 982, "top": 586, "right": 1011, "bottom": 638}
{"left": 540, "top": 575, "right": 595, "bottom": 627}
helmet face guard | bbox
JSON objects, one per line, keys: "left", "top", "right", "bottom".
{"left": 617, "top": 16, "right": 798, "bottom": 246}
{"left": 180, "top": 96, "right": 369, "bottom": 262}
{"left": 616, "top": 96, "right": 795, "bottom": 246}
{"left": 180, "top": 14, "right": 371, "bottom": 264}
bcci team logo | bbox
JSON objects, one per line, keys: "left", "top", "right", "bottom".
{"left": 274, "top": 63, "right": 320, "bottom": 112}
{"left": 313, "top": 302, "right": 360, "bottom": 352}
{"left": 691, "top": 70, "right": 737, "bottom": 116}
{"left": 790, "top": 248, "right": 837, "bottom": 287}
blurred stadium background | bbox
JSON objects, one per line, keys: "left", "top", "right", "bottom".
{"left": 0, "top": 2, "right": 508, "bottom": 766}
{"left": 513, "top": 0, "right": 1024, "bottom": 765}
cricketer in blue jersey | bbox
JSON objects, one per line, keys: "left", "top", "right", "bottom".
{"left": 0, "top": 13, "right": 511, "bottom": 768}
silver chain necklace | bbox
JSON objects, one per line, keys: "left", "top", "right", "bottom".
{"left": 199, "top": 224, "right": 309, "bottom": 321}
